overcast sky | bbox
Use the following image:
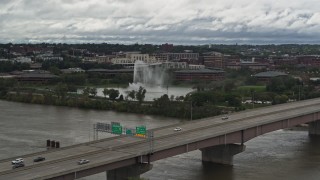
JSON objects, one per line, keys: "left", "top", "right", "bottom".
{"left": 0, "top": 0, "right": 320, "bottom": 44}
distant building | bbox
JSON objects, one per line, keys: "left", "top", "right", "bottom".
{"left": 161, "top": 62, "right": 188, "bottom": 70}
{"left": 252, "top": 71, "right": 288, "bottom": 83}
{"left": 14, "top": 70, "right": 58, "bottom": 83}
{"left": 153, "top": 52, "right": 199, "bottom": 62}
{"left": 111, "top": 53, "right": 158, "bottom": 68}
{"left": 61, "top": 68, "right": 85, "bottom": 74}
{"left": 83, "top": 55, "right": 115, "bottom": 64}
{"left": 174, "top": 68, "right": 225, "bottom": 81}
{"left": 272, "top": 57, "right": 298, "bottom": 67}
{"left": 226, "top": 58, "right": 269, "bottom": 70}
{"left": 36, "top": 54, "right": 63, "bottom": 61}
{"left": 29, "top": 63, "right": 42, "bottom": 69}
{"left": 87, "top": 69, "right": 134, "bottom": 78}
{"left": 203, "top": 52, "right": 225, "bottom": 68}
{"left": 13, "top": 57, "right": 32, "bottom": 63}
{"left": 297, "top": 55, "right": 320, "bottom": 67}
{"left": 188, "top": 64, "right": 205, "bottom": 70}
{"left": 0, "top": 73, "right": 14, "bottom": 79}
{"left": 160, "top": 43, "right": 174, "bottom": 52}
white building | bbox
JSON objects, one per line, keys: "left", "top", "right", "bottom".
{"left": 13, "top": 57, "right": 32, "bottom": 63}
{"left": 188, "top": 64, "right": 205, "bottom": 70}
{"left": 111, "top": 53, "right": 159, "bottom": 67}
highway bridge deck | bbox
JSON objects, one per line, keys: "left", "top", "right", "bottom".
{"left": 2, "top": 98, "right": 320, "bottom": 179}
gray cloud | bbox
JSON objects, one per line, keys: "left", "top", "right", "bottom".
{"left": 0, "top": 0, "right": 320, "bottom": 44}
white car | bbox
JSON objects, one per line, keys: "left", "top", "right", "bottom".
{"left": 11, "top": 158, "right": 24, "bottom": 164}
{"left": 221, "top": 116, "right": 229, "bottom": 120}
{"left": 78, "top": 159, "right": 90, "bottom": 165}
{"left": 174, "top": 127, "right": 182, "bottom": 131}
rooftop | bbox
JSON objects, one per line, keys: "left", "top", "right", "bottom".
{"left": 253, "top": 71, "right": 287, "bottom": 78}
{"left": 175, "top": 68, "right": 225, "bottom": 74}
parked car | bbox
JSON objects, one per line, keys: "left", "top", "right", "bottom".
{"left": 11, "top": 158, "right": 24, "bottom": 164}
{"left": 12, "top": 162, "right": 24, "bottom": 169}
{"left": 221, "top": 116, "right": 229, "bottom": 120}
{"left": 78, "top": 159, "right": 90, "bottom": 165}
{"left": 174, "top": 127, "right": 182, "bottom": 131}
{"left": 33, "top": 157, "right": 45, "bottom": 162}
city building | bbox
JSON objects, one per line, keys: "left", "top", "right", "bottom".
{"left": 252, "top": 71, "right": 288, "bottom": 83}
{"left": 13, "top": 57, "right": 32, "bottom": 63}
{"left": 111, "top": 53, "right": 158, "bottom": 68}
{"left": 83, "top": 55, "right": 115, "bottom": 64}
{"left": 14, "top": 70, "right": 58, "bottom": 83}
{"left": 61, "top": 68, "right": 85, "bottom": 74}
{"left": 87, "top": 69, "right": 134, "bottom": 78}
{"left": 226, "top": 58, "right": 270, "bottom": 70}
{"left": 153, "top": 52, "right": 199, "bottom": 62}
{"left": 174, "top": 69, "right": 225, "bottom": 81}
{"left": 203, "top": 52, "right": 225, "bottom": 68}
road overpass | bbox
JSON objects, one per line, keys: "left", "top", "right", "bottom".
{"left": 2, "top": 98, "right": 320, "bottom": 180}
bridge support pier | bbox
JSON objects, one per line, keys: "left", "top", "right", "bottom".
{"left": 107, "top": 163, "right": 153, "bottom": 180}
{"left": 309, "top": 121, "right": 320, "bottom": 136}
{"left": 200, "top": 144, "right": 245, "bottom": 165}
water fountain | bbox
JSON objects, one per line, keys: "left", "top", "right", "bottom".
{"left": 127, "top": 60, "right": 168, "bottom": 100}
{"left": 96, "top": 61, "right": 193, "bottom": 101}
{"left": 133, "top": 60, "right": 166, "bottom": 86}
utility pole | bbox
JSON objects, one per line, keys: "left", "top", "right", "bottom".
{"left": 299, "top": 85, "right": 301, "bottom": 101}
{"left": 252, "top": 91, "right": 255, "bottom": 109}
{"left": 190, "top": 101, "right": 193, "bottom": 121}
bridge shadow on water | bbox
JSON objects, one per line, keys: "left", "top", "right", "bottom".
{"left": 199, "top": 162, "right": 234, "bottom": 180}
{"left": 307, "top": 135, "right": 320, "bottom": 148}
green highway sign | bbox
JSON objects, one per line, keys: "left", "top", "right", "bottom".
{"left": 126, "top": 129, "right": 133, "bottom": 135}
{"left": 136, "top": 126, "right": 146, "bottom": 137}
{"left": 112, "top": 124, "right": 122, "bottom": 135}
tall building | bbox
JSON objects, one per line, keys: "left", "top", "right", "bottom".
{"left": 203, "top": 52, "right": 224, "bottom": 68}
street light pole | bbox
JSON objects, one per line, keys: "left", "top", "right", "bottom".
{"left": 252, "top": 91, "right": 255, "bottom": 109}
{"left": 299, "top": 85, "right": 301, "bottom": 101}
{"left": 191, "top": 100, "right": 193, "bottom": 121}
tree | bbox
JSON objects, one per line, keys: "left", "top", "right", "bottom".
{"left": 54, "top": 83, "right": 68, "bottom": 99}
{"left": 153, "top": 94, "right": 170, "bottom": 108}
{"left": 273, "top": 95, "right": 288, "bottom": 104}
{"left": 136, "top": 86, "right": 146, "bottom": 104}
{"left": 103, "top": 88, "right": 108, "bottom": 98}
{"left": 89, "top": 88, "right": 97, "bottom": 97}
{"left": 175, "top": 96, "right": 185, "bottom": 101}
{"left": 107, "top": 89, "right": 119, "bottom": 101}
{"left": 119, "top": 94, "right": 124, "bottom": 101}
{"left": 127, "top": 90, "right": 136, "bottom": 100}
{"left": 82, "top": 87, "right": 90, "bottom": 98}
{"left": 49, "top": 66, "right": 61, "bottom": 75}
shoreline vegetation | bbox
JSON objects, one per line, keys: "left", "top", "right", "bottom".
{"left": 3, "top": 73, "right": 318, "bottom": 120}
{"left": 1, "top": 90, "right": 225, "bottom": 120}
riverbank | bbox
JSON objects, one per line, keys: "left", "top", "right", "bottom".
{"left": 1, "top": 91, "right": 224, "bottom": 120}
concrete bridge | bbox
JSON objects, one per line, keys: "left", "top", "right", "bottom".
{"left": 2, "top": 98, "right": 320, "bottom": 180}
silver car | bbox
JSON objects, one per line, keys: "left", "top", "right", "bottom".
{"left": 78, "top": 159, "right": 90, "bottom": 165}
{"left": 11, "top": 158, "right": 24, "bottom": 165}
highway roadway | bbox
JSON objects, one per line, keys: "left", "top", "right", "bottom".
{"left": 2, "top": 98, "right": 320, "bottom": 179}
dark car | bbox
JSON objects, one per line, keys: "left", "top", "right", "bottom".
{"left": 12, "top": 162, "right": 24, "bottom": 169}
{"left": 33, "top": 157, "right": 45, "bottom": 162}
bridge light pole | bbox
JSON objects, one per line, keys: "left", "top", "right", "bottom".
{"left": 251, "top": 90, "right": 255, "bottom": 109}
{"left": 298, "top": 85, "right": 301, "bottom": 101}
{"left": 191, "top": 100, "right": 193, "bottom": 121}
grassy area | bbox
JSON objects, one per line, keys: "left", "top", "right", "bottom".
{"left": 236, "top": 85, "right": 266, "bottom": 92}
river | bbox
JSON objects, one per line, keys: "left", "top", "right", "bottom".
{"left": 1, "top": 100, "right": 320, "bottom": 180}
